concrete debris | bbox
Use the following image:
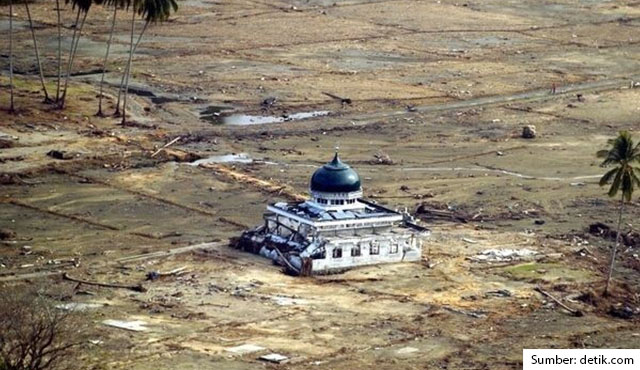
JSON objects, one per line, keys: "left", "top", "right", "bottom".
{"left": 56, "top": 302, "right": 104, "bottom": 311}
{"left": 271, "top": 295, "right": 310, "bottom": 306}
{"left": 521, "top": 125, "right": 536, "bottom": 139}
{"left": 259, "top": 353, "right": 289, "bottom": 363}
{"left": 469, "top": 248, "right": 539, "bottom": 262}
{"left": 188, "top": 153, "right": 253, "bottom": 166}
{"left": 371, "top": 150, "right": 393, "bottom": 165}
{"left": 225, "top": 344, "right": 266, "bottom": 355}
{"left": 396, "top": 347, "right": 419, "bottom": 355}
{"left": 102, "top": 320, "right": 149, "bottom": 332}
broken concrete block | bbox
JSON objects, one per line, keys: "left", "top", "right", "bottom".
{"left": 259, "top": 353, "right": 289, "bottom": 363}
{"left": 225, "top": 344, "right": 265, "bottom": 355}
{"left": 102, "top": 320, "right": 149, "bottom": 332}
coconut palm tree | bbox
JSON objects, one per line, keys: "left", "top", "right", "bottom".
{"left": 597, "top": 131, "right": 640, "bottom": 296}
{"left": 23, "top": 0, "right": 51, "bottom": 102}
{"left": 119, "top": 0, "right": 178, "bottom": 125}
{"left": 97, "top": 0, "right": 129, "bottom": 116}
{"left": 58, "top": 0, "right": 93, "bottom": 109}
{"left": 8, "top": 0, "right": 15, "bottom": 112}
{"left": 55, "top": 0, "right": 62, "bottom": 102}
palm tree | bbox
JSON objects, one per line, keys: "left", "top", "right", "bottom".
{"left": 55, "top": 0, "right": 62, "bottom": 102}
{"left": 58, "top": 0, "right": 93, "bottom": 109}
{"left": 8, "top": 0, "right": 15, "bottom": 112}
{"left": 119, "top": 0, "right": 178, "bottom": 125}
{"left": 97, "top": 0, "right": 128, "bottom": 116}
{"left": 23, "top": 0, "right": 51, "bottom": 102}
{"left": 597, "top": 131, "right": 640, "bottom": 296}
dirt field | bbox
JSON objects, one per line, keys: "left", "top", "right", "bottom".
{"left": 2, "top": 0, "right": 640, "bottom": 369}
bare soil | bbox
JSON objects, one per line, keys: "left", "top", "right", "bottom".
{"left": 1, "top": 0, "right": 640, "bottom": 369}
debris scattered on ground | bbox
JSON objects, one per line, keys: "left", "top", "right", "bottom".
{"left": 46, "top": 149, "right": 80, "bottom": 160}
{"left": 157, "top": 148, "right": 202, "bottom": 163}
{"left": 271, "top": 295, "right": 310, "bottom": 306}
{"left": 535, "top": 286, "right": 583, "bottom": 317}
{"left": 63, "top": 273, "right": 147, "bottom": 292}
{"left": 396, "top": 347, "right": 420, "bottom": 355}
{"left": 322, "top": 91, "right": 352, "bottom": 105}
{"left": 468, "top": 248, "right": 539, "bottom": 262}
{"left": 370, "top": 150, "right": 394, "bottom": 165}
{"left": 146, "top": 266, "right": 188, "bottom": 281}
{"left": 522, "top": 125, "right": 536, "bottom": 139}
{"left": 588, "top": 222, "right": 640, "bottom": 247}
{"left": 484, "top": 289, "right": 512, "bottom": 298}
{"left": 56, "top": 302, "right": 105, "bottom": 311}
{"left": 151, "top": 136, "right": 181, "bottom": 157}
{"left": 102, "top": 320, "right": 149, "bottom": 332}
{"left": 608, "top": 304, "right": 638, "bottom": 320}
{"left": 188, "top": 153, "right": 253, "bottom": 166}
{"left": 261, "top": 97, "right": 277, "bottom": 109}
{"left": 225, "top": 344, "right": 266, "bottom": 355}
{"left": 415, "top": 203, "right": 469, "bottom": 223}
{"left": 443, "top": 305, "right": 488, "bottom": 318}
{"left": 259, "top": 353, "right": 289, "bottom": 363}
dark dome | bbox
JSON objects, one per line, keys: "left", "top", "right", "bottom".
{"left": 310, "top": 153, "right": 361, "bottom": 193}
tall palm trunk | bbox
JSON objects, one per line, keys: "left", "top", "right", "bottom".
{"left": 59, "top": 9, "right": 88, "bottom": 109}
{"left": 604, "top": 193, "right": 625, "bottom": 296}
{"left": 55, "top": 0, "right": 62, "bottom": 102}
{"left": 115, "top": 20, "right": 147, "bottom": 116}
{"left": 120, "top": 17, "right": 149, "bottom": 124}
{"left": 24, "top": 0, "right": 51, "bottom": 102}
{"left": 9, "top": 0, "right": 15, "bottom": 112}
{"left": 97, "top": 6, "right": 117, "bottom": 117}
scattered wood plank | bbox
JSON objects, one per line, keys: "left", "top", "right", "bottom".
{"left": 322, "top": 91, "right": 352, "bottom": 105}
{"left": 535, "top": 286, "right": 583, "bottom": 317}
{"left": 63, "top": 273, "right": 147, "bottom": 293}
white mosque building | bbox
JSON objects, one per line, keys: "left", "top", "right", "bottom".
{"left": 234, "top": 152, "right": 429, "bottom": 275}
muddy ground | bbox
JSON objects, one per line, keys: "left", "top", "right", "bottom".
{"left": 1, "top": 0, "right": 640, "bottom": 369}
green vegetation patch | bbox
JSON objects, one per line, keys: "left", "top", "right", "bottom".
{"left": 503, "top": 262, "right": 596, "bottom": 283}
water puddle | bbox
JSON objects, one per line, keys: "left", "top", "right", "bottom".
{"left": 200, "top": 106, "right": 330, "bottom": 125}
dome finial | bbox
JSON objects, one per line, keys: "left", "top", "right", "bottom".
{"left": 331, "top": 146, "right": 341, "bottom": 165}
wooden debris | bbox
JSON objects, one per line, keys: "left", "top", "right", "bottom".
{"left": 63, "top": 273, "right": 147, "bottom": 293}
{"left": 322, "top": 91, "right": 352, "bottom": 105}
{"left": 535, "top": 286, "right": 583, "bottom": 317}
{"left": 151, "top": 136, "right": 181, "bottom": 157}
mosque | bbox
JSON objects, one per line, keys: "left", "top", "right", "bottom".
{"left": 234, "top": 152, "right": 429, "bottom": 275}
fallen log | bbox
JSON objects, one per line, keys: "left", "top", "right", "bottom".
{"left": 535, "top": 286, "right": 583, "bottom": 317}
{"left": 63, "top": 273, "right": 147, "bottom": 293}
{"left": 322, "top": 91, "right": 352, "bottom": 105}
{"left": 151, "top": 136, "right": 181, "bottom": 158}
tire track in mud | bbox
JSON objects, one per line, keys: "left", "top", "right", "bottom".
{"left": 350, "top": 76, "right": 637, "bottom": 121}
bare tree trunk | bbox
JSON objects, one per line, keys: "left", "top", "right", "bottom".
{"left": 55, "top": 0, "right": 62, "bottom": 102}
{"left": 59, "top": 9, "right": 88, "bottom": 109}
{"left": 604, "top": 193, "right": 625, "bottom": 296}
{"left": 121, "top": 18, "right": 149, "bottom": 125}
{"left": 115, "top": 19, "right": 147, "bottom": 116}
{"left": 97, "top": 6, "right": 117, "bottom": 117}
{"left": 9, "top": 0, "right": 15, "bottom": 112}
{"left": 24, "top": 0, "right": 51, "bottom": 103}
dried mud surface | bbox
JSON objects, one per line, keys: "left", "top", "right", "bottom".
{"left": 1, "top": 0, "right": 640, "bottom": 369}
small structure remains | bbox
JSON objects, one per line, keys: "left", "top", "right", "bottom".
{"left": 234, "top": 152, "right": 429, "bottom": 275}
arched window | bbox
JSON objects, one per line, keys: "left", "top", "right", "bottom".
{"left": 351, "top": 246, "right": 361, "bottom": 257}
